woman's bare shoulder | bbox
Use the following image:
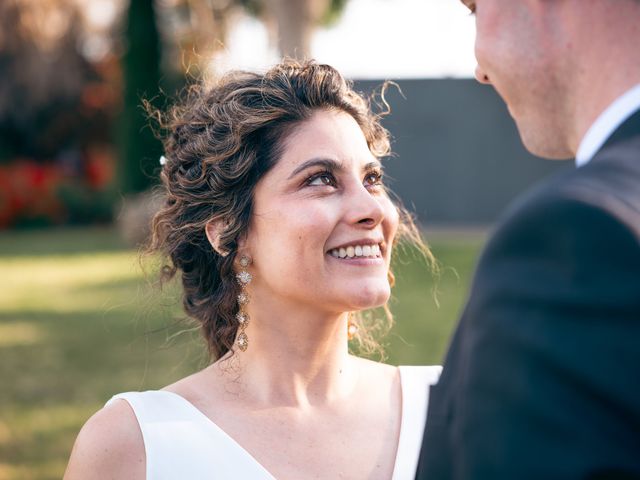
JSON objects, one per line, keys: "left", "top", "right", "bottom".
{"left": 64, "top": 399, "right": 145, "bottom": 480}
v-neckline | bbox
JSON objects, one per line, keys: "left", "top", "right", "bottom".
{"left": 161, "top": 389, "right": 278, "bottom": 479}
{"left": 160, "top": 366, "right": 413, "bottom": 480}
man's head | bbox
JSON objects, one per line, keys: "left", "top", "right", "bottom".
{"left": 461, "top": 0, "right": 640, "bottom": 159}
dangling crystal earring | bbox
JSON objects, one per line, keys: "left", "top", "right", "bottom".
{"left": 235, "top": 254, "right": 252, "bottom": 351}
{"left": 347, "top": 312, "right": 359, "bottom": 340}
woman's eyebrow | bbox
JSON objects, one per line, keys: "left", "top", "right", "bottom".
{"left": 287, "top": 158, "right": 344, "bottom": 179}
{"left": 364, "top": 161, "right": 383, "bottom": 171}
{"left": 287, "top": 158, "right": 382, "bottom": 180}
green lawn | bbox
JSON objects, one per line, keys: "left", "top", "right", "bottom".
{"left": 0, "top": 227, "right": 484, "bottom": 479}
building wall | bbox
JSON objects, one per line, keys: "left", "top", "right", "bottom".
{"left": 355, "top": 79, "right": 571, "bottom": 225}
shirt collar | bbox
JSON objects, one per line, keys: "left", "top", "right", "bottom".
{"left": 575, "top": 83, "right": 640, "bottom": 167}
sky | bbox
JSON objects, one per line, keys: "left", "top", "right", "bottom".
{"left": 217, "top": 0, "right": 478, "bottom": 79}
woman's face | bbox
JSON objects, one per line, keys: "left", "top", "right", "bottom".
{"left": 244, "top": 109, "right": 399, "bottom": 315}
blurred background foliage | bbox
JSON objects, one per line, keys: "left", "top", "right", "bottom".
{"left": 0, "top": 0, "right": 350, "bottom": 229}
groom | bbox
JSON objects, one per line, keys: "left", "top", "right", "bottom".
{"left": 416, "top": 0, "right": 640, "bottom": 478}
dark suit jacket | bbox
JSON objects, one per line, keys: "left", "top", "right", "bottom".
{"left": 416, "top": 109, "right": 640, "bottom": 480}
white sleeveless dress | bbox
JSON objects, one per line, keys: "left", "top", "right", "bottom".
{"left": 105, "top": 365, "right": 441, "bottom": 480}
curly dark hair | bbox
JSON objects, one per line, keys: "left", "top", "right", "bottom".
{"left": 148, "top": 60, "right": 433, "bottom": 360}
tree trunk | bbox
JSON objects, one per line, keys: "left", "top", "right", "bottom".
{"left": 265, "top": 0, "right": 330, "bottom": 59}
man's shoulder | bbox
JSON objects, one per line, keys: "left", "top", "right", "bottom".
{"left": 473, "top": 156, "right": 640, "bottom": 284}
{"left": 497, "top": 148, "right": 640, "bottom": 243}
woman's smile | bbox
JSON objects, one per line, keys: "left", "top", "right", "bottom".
{"left": 328, "top": 242, "right": 383, "bottom": 259}
{"left": 326, "top": 239, "right": 387, "bottom": 267}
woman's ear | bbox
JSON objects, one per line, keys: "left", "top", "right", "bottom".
{"left": 205, "top": 219, "right": 229, "bottom": 257}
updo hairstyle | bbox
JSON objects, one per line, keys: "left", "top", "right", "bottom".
{"left": 149, "top": 60, "right": 431, "bottom": 360}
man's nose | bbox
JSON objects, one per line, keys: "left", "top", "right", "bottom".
{"left": 475, "top": 64, "right": 491, "bottom": 84}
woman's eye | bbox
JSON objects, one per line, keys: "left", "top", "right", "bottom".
{"left": 306, "top": 171, "right": 336, "bottom": 187}
{"left": 364, "top": 170, "right": 383, "bottom": 188}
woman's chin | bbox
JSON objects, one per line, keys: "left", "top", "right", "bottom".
{"left": 343, "top": 283, "right": 391, "bottom": 311}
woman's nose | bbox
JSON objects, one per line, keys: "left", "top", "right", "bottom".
{"left": 347, "top": 184, "right": 385, "bottom": 228}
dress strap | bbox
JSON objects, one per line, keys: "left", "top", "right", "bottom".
{"left": 106, "top": 391, "right": 211, "bottom": 480}
{"left": 392, "top": 366, "right": 442, "bottom": 480}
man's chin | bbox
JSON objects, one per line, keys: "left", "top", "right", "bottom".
{"left": 521, "top": 131, "right": 574, "bottom": 160}
{"left": 513, "top": 117, "right": 574, "bottom": 160}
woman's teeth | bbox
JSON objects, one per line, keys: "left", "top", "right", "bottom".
{"left": 329, "top": 244, "right": 382, "bottom": 259}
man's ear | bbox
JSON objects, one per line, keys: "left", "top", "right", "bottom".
{"left": 205, "top": 219, "right": 229, "bottom": 257}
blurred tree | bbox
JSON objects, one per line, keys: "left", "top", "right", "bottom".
{"left": 0, "top": 0, "right": 95, "bottom": 162}
{"left": 119, "top": 0, "right": 163, "bottom": 194}
{"left": 0, "top": 0, "right": 121, "bottom": 227}
{"left": 262, "top": 0, "right": 331, "bottom": 59}
{"left": 180, "top": 0, "right": 241, "bottom": 76}
{"left": 167, "top": 0, "right": 350, "bottom": 76}
{"left": 244, "top": 0, "right": 349, "bottom": 59}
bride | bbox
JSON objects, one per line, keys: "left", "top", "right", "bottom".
{"left": 64, "top": 60, "right": 440, "bottom": 480}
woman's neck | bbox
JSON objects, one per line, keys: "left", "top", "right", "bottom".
{"left": 215, "top": 299, "right": 356, "bottom": 409}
